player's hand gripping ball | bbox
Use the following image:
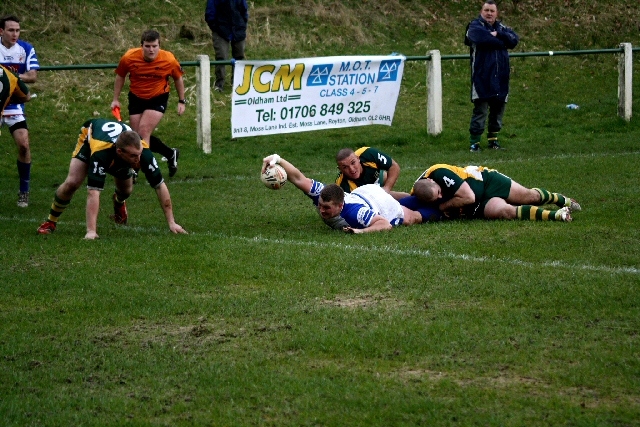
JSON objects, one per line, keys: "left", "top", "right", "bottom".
{"left": 261, "top": 164, "right": 287, "bottom": 189}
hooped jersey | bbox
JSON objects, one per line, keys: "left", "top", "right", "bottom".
{"left": 0, "top": 65, "right": 29, "bottom": 114}
{"left": 412, "top": 164, "right": 490, "bottom": 201}
{"left": 341, "top": 184, "right": 404, "bottom": 229}
{"left": 306, "top": 181, "right": 403, "bottom": 229}
{"left": 335, "top": 146, "right": 393, "bottom": 193}
{"left": 115, "top": 48, "right": 184, "bottom": 99}
{"left": 74, "top": 118, "right": 163, "bottom": 190}
{"left": 0, "top": 38, "right": 39, "bottom": 115}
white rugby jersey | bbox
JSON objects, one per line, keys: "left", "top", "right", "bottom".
{"left": 342, "top": 184, "right": 404, "bottom": 228}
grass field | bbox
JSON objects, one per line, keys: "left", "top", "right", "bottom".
{"left": 1, "top": 0, "right": 640, "bottom": 425}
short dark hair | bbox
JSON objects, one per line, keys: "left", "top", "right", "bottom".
{"left": 413, "top": 179, "right": 439, "bottom": 203}
{"left": 0, "top": 15, "right": 20, "bottom": 30}
{"left": 319, "top": 184, "right": 345, "bottom": 205}
{"left": 116, "top": 131, "right": 142, "bottom": 150}
{"left": 336, "top": 148, "right": 354, "bottom": 162}
{"left": 484, "top": 0, "right": 497, "bottom": 6}
{"left": 140, "top": 30, "right": 160, "bottom": 45}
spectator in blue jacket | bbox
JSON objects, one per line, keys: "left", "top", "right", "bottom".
{"left": 465, "top": 1, "right": 519, "bottom": 152}
{"left": 205, "top": 0, "right": 249, "bottom": 92}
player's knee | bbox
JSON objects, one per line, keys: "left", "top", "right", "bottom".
{"left": 17, "top": 144, "right": 29, "bottom": 157}
{"left": 496, "top": 206, "right": 517, "bottom": 220}
{"left": 484, "top": 203, "right": 516, "bottom": 220}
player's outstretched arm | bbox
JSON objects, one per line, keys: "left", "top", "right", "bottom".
{"left": 155, "top": 183, "right": 188, "bottom": 234}
{"left": 262, "top": 154, "right": 313, "bottom": 194}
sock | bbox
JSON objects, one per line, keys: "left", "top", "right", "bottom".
{"left": 532, "top": 188, "right": 567, "bottom": 207}
{"left": 17, "top": 160, "right": 31, "bottom": 193}
{"left": 113, "top": 191, "right": 128, "bottom": 205}
{"left": 470, "top": 134, "right": 481, "bottom": 145}
{"left": 516, "top": 205, "right": 564, "bottom": 221}
{"left": 48, "top": 194, "right": 71, "bottom": 223}
{"left": 149, "top": 135, "right": 174, "bottom": 159}
{"left": 487, "top": 132, "right": 499, "bottom": 144}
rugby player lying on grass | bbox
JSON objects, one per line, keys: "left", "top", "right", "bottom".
{"left": 262, "top": 154, "right": 441, "bottom": 234}
{"left": 396, "top": 164, "right": 581, "bottom": 222}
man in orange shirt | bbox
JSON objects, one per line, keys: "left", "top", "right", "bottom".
{"left": 111, "top": 30, "right": 186, "bottom": 177}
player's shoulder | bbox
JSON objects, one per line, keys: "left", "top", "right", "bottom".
{"left": 427, "top": 163, "right": 456, "bottom": 174}
{"left": 122, "top": 48, "right": 141, "bottom": 59}
{"left": 308, "top": 179, "right": 325, "bottom": 198}
{"left": 16, "top": 39, "right": 36, "bottom": 51}
{"left": 354, "top": 146, "right": 371, "bottom": 156}
{"left": 341, "top": 199, "right": 372, "bottom": 228}
{"left": 158, "top": 49, "right": 179, "bottom": 61}
{"left": 359, "top": 146, "right": 392, "bottom": 162}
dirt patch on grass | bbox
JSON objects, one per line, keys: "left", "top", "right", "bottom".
{"left": 91, "top": 317, "right": 292, "bottom": 351}
{"left": 320, "top": 294, "right": 407, "bottom": 310}
{"left": 392, "top": 366, "right": 640, "bottom": 408}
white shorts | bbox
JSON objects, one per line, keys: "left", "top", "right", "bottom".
{"left": 1, "top": 114, "right": 26, "bottom": 128}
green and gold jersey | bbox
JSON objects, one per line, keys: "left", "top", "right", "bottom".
{"left": 335, "top": 146, "right": 393, "bottom": 193}
{"left": 72, "top": 118, "right": 162, "bottom": 190}
{"left": 0, "top": 65, "right": 29, "bottom": 113}
{"left": 413, "top": 164, "right": 489, "bottom": 201}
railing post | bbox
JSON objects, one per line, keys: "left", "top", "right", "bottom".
{"left": 617, "top": 43, "right": 632, "bottom": 122}
{"left": 426, "top": 50, "right": 443, "bottom": 136}
{"left": 196, "top": 54, "right": 212, "bottom": 154}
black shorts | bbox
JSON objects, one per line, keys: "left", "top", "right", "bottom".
{"left": 127, "top": 92, "right": 169, "bottom": 115}
{"left": 9, "top": 119, "right": 28, "bottom": 133}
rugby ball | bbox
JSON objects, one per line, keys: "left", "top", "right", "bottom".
{"left": 261, "top": 164, "right": 287, "bottom": 189}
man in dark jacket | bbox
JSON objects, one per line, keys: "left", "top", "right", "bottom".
{"left": 205, "top": 0, "right": 249, "bottom": 92}
{"left": 465, "top": 1, "right": 519, "bottom": 151}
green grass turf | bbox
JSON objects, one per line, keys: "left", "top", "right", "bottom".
{"left": 1, "top": 0, "right": 639, "bottom": 425}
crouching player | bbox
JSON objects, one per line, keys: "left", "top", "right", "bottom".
{"left": 37, "top": 118, "right": 187, "bottom": 239}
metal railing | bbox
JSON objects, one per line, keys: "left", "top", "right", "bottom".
{"left": 38, "top": 44, "right": 636, "bottom": 149}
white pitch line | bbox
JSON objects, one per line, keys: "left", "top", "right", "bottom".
{"left": 2, "top": 214, "right": 638, "bottom": 276}
{"left": 233, "top": 235, "right": 640, "bottom": 276}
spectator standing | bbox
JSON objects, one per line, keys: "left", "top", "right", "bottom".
{"left": 111, "top": 30, "right": 185, "bottom": 177}
{"left": 205, "top": 0, "right": 249, "bottom": 92}
{"left": 465, "top": 1, "right": 519, "bottom": 152}
{"left": 0, "top": 14, "right": 39, "bottom": 207}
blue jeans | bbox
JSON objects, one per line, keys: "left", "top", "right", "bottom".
{"left": 469, "top": 98, "right": 506, "bottom": 137}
